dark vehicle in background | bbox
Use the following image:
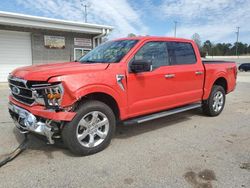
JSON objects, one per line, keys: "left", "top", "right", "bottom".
{"left": 239, "top": 63, "right": 250, "bottom": 72}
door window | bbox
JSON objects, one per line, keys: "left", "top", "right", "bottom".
{"left": 167, "top": 42, "right": 196, "bottom": 65}
{"left": 133, "top": 42, "right": 169, "bottom": 70}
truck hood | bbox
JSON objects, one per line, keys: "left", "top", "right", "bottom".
{"left": 11, "top": 62, "right": 109, "bottom": 81}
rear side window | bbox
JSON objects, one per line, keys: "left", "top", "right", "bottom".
{"left": 134, "top": 42, "right": 169, "bottom": 70}
{"left": 167, "top": 42, "right": 196, "bottom": 65}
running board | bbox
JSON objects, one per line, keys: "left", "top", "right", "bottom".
{"left": 123, "top": 103, "right": 201, "bottom": 125}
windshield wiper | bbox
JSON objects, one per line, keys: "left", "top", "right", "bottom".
{"left": 80, "top": 60, "right": 97, "bottom": 63}
{"left": 80, "top": 60, "right": 108, "bottom": 64}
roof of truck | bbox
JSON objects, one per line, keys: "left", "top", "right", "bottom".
{"left": 115, "top": 36, "right": 194, "bottom": 43}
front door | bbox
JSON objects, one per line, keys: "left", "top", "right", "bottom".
{"left": 127, "top": 41, "right": 172, "bottom": 117}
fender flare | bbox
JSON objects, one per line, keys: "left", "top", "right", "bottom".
{"left": 73, "top": 84, "right": 125, "bottom": 113}
{"left": 203, "top": 71, "right": 228, "bottom": 100}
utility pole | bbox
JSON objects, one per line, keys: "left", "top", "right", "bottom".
{"left": 174, "top": 21, "right": 177, "bottom": 37}
{"left": 235, "top": 27, "right": 240, "bottom": 57}
{"left": 81, "top": 0, "right": 90, "bottom": 23}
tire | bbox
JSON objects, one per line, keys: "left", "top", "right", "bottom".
{"left": 239, "top": 68, "right": 244, "bottom": 72}
{"left": 202, "top": 85, "right": 226, "bottom": 117}
{"left": 62, "top": 100, "right": 116, "bottom": 156}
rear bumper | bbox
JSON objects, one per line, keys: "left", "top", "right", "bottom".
{"left": 9, "top": 96, "right": 76, "bottom": 121}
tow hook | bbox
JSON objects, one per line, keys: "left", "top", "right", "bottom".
{"left": 0, "top": 133, "right": 29, "bottom": 168}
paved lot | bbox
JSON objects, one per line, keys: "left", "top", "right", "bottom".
{"left": 0, "top": 73, "right": 250, "bottom": 188}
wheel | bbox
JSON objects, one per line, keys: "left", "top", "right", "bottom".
{"left": 239, "top": 68, "right": 244, "bottom": 72}
{"left": 202, "top": 85, "right": 226, "bottom": 116}
{"left": 62, "top": 100, "right": 116, "bottom": 155}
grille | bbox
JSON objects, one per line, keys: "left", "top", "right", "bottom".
{"left": 8, "top": 76, "right": 35, "bottom": 105}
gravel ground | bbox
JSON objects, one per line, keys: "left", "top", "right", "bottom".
{"left": 0, "top": 73, "right": 250, "bottom": 188}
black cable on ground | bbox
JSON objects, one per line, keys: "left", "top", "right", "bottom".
{"left": 0, "top": 134, "right": 29, "bottom": 168}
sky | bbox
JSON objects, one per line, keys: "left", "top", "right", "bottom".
{"left": 0, "top": 0, "right": 249, "bottom": 44}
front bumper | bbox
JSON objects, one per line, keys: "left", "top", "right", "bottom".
{"left": 8, "top": 97, "right": 76, "bottom": 144}
{"left": 9, "top": 102, "right": 56, "bottom": 144}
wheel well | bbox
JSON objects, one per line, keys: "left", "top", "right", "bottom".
{"left": 81, "top": 92, "right": 120, "bottom": 120}
{"left": 214, "top": 77, "right": 227, "bottom": 93}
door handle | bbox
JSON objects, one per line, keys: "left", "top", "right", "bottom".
{"left": 195, "top": 71, "right": 203, "bottom": 75}
{"left": 165, "top": 74, "right": 175, "bottom": 78}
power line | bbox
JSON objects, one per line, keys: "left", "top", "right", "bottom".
{"left": 235, "top": 27, "right": 240, "bottom": 57}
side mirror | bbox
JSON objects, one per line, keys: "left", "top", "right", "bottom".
{"left": 130, "top": 60, "right": 152, "bottom": 73}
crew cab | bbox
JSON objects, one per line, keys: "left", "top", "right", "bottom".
{"left": 8, "top": 37, "right": 237, "bottom": 155}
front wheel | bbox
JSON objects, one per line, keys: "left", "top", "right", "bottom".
{"left": 62, "top": 100, "right": 116, "bottom": 155}
{"left": 202, "top": 85, "right": 226, "bottom": 116}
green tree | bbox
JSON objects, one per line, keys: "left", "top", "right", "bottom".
{"left": 127, "top": 33, "right": 136, "bottom": 37}
{"left": 202, "top": 40, "right": 212, "bottom": 55}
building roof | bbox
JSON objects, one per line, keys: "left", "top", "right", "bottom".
{"left": 0, "top": 11, "right": 113, "bottom": 34}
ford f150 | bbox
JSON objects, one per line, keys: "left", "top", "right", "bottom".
{"left": 8, "top": 37, "right": 237, "bottom": 155}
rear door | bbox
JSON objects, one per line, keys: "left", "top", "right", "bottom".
{"left": 165, "top": 41, "right": 204, "bottom": 105}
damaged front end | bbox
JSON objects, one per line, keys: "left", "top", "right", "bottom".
{"left": 9, "top": 102, "right": 61, "bottom": 144}
{"left": 8, "top": 75, "right": 76, "bottom": 144}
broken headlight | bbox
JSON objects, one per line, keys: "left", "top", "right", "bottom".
{"left": 32, "top": 83, "right": 63, "bottom": 108}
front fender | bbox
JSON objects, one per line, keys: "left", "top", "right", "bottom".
{"left": 73, "top": 84, "right": 128, "bottom": 120}
{"left": 75, "top": 84, "right": 121, "bottom": 103}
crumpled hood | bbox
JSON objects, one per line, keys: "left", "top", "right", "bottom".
{"left": 11, "top": 62, "right": 109, "bottom": 81}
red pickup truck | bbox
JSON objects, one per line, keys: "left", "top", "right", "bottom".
{"left": 8, "top": 37, "right": 237, "bottom": 155}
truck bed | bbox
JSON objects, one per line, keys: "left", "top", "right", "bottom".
{"left": 202, "top": 60, "right": 237, "bottom": 100}
{"left": 202, "top": 60, "right": 235, "bottom": 64}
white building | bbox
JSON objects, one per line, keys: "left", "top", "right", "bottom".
{"left": 0, "top": 11, "right": 113, "bottom": 82}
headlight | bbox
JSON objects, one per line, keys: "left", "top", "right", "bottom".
{"left": 32, "top": 83, "right": 63, "bottom": 108}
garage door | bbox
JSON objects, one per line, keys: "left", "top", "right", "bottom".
{"left": 0, "top": 30, "right": 32, "bottom": 82}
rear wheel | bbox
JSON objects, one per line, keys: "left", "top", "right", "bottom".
{"left": 202, "top": 85, "right": 226, "bottom": 116}
{"left": 239, "top": 68, "right": 244, "bottom": 72}
{"left": 62, "top": 100, "right": 116, "bottom": 155}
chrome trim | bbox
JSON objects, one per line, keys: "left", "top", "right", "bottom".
{"left": 8, "top": 103, "right": 55, "bottom": 144}
{"left": 136, "top": 103, "right": 201, "bottom": 123}
{"left": 9, "top": 83, "right": 34, "bottom": 99}
{"left": 116, "top": 74, "right": 125, "bottom": 91}
{"left": 8, "top": 75, "right": 28, "bottom": 86}
{"left": 195, "top": 71, "right": 204, "bottom": 75}
{"left": 8, "top": 76, "right": 35, "bottom": 106}
{"left": 123, "top": 103, "right": 202, "bottom": 125}
{"left": 31, "top": 83, "right": 51, "bottom": 87}
{"left": 164, "top": 74, "right": 175, "bottom": 78}
{"left": 9, "top": 83, "right": 29, "bottom": 90}
{"left": 11, "top": 86, "right": 20, "bottom": 95}
{"left": 10, "top": 96, "right": 35, "bottom": 106}
{"left": 12, "top": 93, "right": 33, "bottom": 100}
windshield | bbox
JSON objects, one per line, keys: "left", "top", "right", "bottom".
{"left": 79, "top": 40, "right": 138, "bottom": 63}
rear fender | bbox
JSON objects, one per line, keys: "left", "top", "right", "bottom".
{"left": 203, "top": 71, "right": 228, "bottom": 100}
